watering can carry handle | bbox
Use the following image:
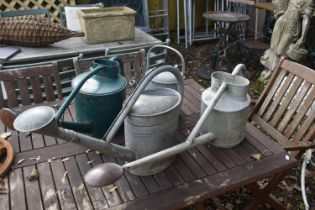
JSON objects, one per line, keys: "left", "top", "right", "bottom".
{"left": 103, "top": 65, "right": 184, "bottom": 143}
{"left": 55, "top": 65, "right": 107, "bottom": 121}
{"left": 146, "top": 45, "right": 185, "bottom": 76}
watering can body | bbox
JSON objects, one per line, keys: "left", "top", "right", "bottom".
{"left": 125, "top": 87, "right": 182, "bottom": 176}
{"left": 71, "top": 59, "right": 126, "bottom": 138}
{"left": 200, "top": 71, "right": 250, "bottom": 148}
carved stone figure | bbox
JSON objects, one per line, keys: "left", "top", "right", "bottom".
{"left": 260, "top": 0, "right": 315, "bottom": 72}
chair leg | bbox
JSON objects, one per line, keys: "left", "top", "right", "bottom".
{"left": 244, "top": 171, "right": 288, "bottom": 210}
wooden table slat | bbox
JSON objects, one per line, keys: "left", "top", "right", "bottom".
{"left": 0, "top": 176, "right": 10, "bottom": 210}
{"left": 37, "top": 162, "right": 60, "bottom": 210}
{"left": 9, "top": 168, "right": 27, "bottom": 210}
{"left": 75, "top": 154, "right": 109, "bottom": 209}
{"left": 64, "top": 156, "right": 93, "bottom": 210}
{"left": 23, "top": 165, "right": 44, "bottom": 210}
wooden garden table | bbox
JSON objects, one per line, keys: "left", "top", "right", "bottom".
{"left": 0, "top": 79, "right": 297, "bottom": 210}
{"left": 0, "top": 28, "right": 161, "bottom": 69}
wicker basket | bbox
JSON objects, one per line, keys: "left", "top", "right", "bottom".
{"left": 0, "top": 16, "right": 83, "bottom": 47}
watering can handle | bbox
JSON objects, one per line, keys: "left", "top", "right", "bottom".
{"left": 146, "top": 45, "right": 185, "bottom": 76}
{"left": 55, "top": 65, "right": 105, "bottom": 121}
{"left": 103, "top": 65, "right": 184, "bottom": 143}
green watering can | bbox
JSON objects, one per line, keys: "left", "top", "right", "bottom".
{"left": 59, "top": 57, "right": 127, "bottom": 138}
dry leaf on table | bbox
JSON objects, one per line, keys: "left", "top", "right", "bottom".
{"left": 30, "top": 156, "right": 41, "bottom": 161}
{"left": 0, "top": 132, "right": 11, "bottom": 139}
{"left": 61, "top": 171, "right": 68, "bottom": 184}
{"left": 85, "top": 149, "right": 92, "bottom": 153}
{"left": 250, "top": 154, "right": 261, "bottom": 160}
{"left": 86, "top": 160, "right": 94, "bottom": 165}
{"left": 47, "top": 157, "right": 56, "bottom": 163}
{"left": 17, "top": 158, "right": 25, "bottom": 165}
{"left": 108, "top": 186, "right": 117, "bottom": 193}
{"left": 62, "top": 157, "right": 69, "bottom": 162}
{"left": 27, "top": 167, "right": 39, "bottom": 181}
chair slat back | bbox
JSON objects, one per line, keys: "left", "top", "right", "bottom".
{"left": 249, "top": 58, "right": 315, "bottom": 153}
{"left": 0, "top": 63, "right": 63, "bottom": 108}
{"left": 73, "top": 50, "right": 146, "bottom": 89}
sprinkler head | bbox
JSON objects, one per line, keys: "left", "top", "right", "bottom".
{"left": 14, "top": 106, "right": 55, "bottom": 133}
{"left": 84, "top": 163, "right": 123, "bottom": 187}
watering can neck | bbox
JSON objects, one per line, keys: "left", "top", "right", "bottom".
{"left": 92, "top": 59, "right": 120, "bottom": 79}
{"left": 210, "top": 72, "right": 249, "bottom": 100}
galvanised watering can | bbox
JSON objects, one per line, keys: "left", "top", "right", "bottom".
{"left": 200, "top": 64, "right": 250, "bottom": 148}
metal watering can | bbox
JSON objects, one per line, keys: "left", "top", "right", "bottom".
{"left": 200, "top": 64, "right": 250, "bottom": 148}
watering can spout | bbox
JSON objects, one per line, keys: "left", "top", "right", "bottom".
{"left": 12, "top": 106, "right": 136, "bottom": 161}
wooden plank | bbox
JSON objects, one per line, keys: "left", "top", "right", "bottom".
{"left": 262, "top": 72, "right": 295, "bottom": 122}
{"left": 43, "top": 135, "right": 58, "bottom": 147}
{"left": 140, "top": 175, "right": 161, "bottom": 194}
{"left": 75, "top": 154, "right": 109, "bottom": 209}
{"left": 23, "top": 165, "right": 44, "bottom": 210}
{"left": 87, "top": 152, "right": 123, "bottom": 206}
{"left": 19, "top": 131, "right": 33, "bottom": 152}
{"left": 256, "top": 69, "right": 287, "bottom": 117}
{"left": 294, "top": 107, "right": 315, "bottom": 141}
{"left": 0, "top": 176, "right": 10, "bottom": 210}
{"left": 6, "top": 129, "right": 20, "bottom": 153}
{"left": 172, "top": 156, "right": 196, "bottom": 182}
{"left": 284, "top": 88, "right": 315, "bottom": 138}
{"left": 196, "top": 145, "right": 226, "bottom": 171}
{"left": 164, "top": 165, "right": 185, "bottom": 186}
{"left": 30, "top": 77, "right": 43, "bottom": 104}
{"left": 207, "top": 145, "right": 237, "bottom": 169}
{"left": 17, "top": 78, "right": 31, "bottom": 106}
{"left": 43, "top": 76, "right": 54, "bottom": 102}
{"left": 63, "top": 156, "right": 93, "bottom": 210}
{"left": 37, "top": 162, "right": 60, "bottom": 210}
{"left": 9, "top": 168, "right": 27, "bottom": 210}
{"left": 51, "top": 159, "right": 77, "bottom": 209}
{"left": 4, "top": 81, "right": 18, "bottom": 107}
{"left": 31, "top": 133, "right": 45, "bottom": 149}
{"left": 179, "top": 152, "right": 207, "bottom": 179}
{"left": 153, "top": 171, "right": 173, "bottom": 190}
{"left": 281, "top": 59, "right": 315, "bottom": 84}
{"left": 270, "top": 77, "right": 303, "bottom": 127}
{"left": 13, "top": 142, "right": 86, "bottom": 169}
{"left": 116, "top": 158, "right": 149, "bottom": 199}
{"left": 277, "top": 81, "right": 311, "bottom": 132}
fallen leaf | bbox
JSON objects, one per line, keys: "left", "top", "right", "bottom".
{"left": 47, "top": 157, "right": 56, "bottom": 163}
{"left": 17, "top": 159, "right": 25, "bottom": 164}
{"left": 85, "top": 149, "right": 92, "bottom": 153}
{"left": 250, "top": 153, "right": 261, "bottom": 160}
{"left": 0, "top": 132, "right": 11, "bottom": 139}
{"left": 30, "top": 156, "right": 40, "bottom": 161}
{"left": 61, "top": 171, "right": 68, "bottom": 184}
{"left": 86, "top": 160, "right": 94, "bottom": 165}
{"left": 95, "top": 151, "right": 102, "bottom": 155}
{"left": 27, "top": 167, "right": 39, "bottom": 181}
{"left": 292, "top": 184, "right": 301, "bottom": 192}
{"left": 108, "top": 186, "right": 117, "bottom": 193}
{"left": 62, "top": 157, "right": 69, "bottom": 162}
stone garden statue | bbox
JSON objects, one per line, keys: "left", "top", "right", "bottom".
{"left": 260, "top": 0, "right": 315, "bottom": 76}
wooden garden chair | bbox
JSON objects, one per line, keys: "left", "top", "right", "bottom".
{"left": 73, "top": 49, "right": 146, "bottom": 91}
{"left": 249, "top": 57, "right": 315, "bottom": 158}
{"left": 0, "top": 63, "right": 63, "bottom": 108}
{"left": 244, "top": 58, "right": 315, "bottom": 209}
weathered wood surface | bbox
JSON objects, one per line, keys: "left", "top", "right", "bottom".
{"left": 3, "top": 29, "right": 161, "bottom": 65}
{"left": 0, "top": 79, "right": 297, "bottom": 210}
{"left": 249, "top": 58, "right": 315, "bottom": 156}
